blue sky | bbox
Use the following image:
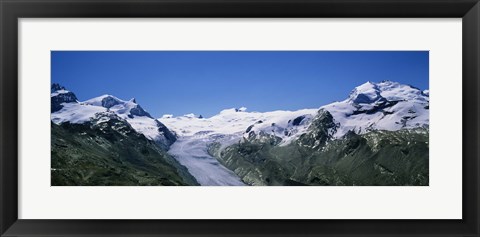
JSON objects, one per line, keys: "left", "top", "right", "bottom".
{"left": 51, "top": 51, "right": 428, "bottom": 118}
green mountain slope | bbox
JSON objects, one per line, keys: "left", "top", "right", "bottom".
{"left": 209, "top": 110, "right": 428, "bottom": 186}
{"left": 51, "top": 114, "right": 198, "bottom": 186}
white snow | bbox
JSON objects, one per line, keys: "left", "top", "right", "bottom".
{"left": 161, "top": 114, "right": 173, "bottom": 119}
{"left": 238, "top": 106, "right": 247, "bottom": 112}
{"left": 349, "top": 81, "right": 382, "bottom": 103}
{"left": 322, "top": 81, "right": 429, "bottom": 137}
{"left": 168, "top": 136, "right": 245, "bottom": 186}
{"left": 126, "top": 116, "right": 166, "bottom": 142}
{"left": 159, "top": 108, "right": 322, "bottom": 185}
{"left": 161, "top": 80, "right": 429, "bottom": 143}
{"left": 159, "top": 107, "right": 319, "bottom": 146}
{"left": 51, "top": 94, "right": 168, "bottom": 143}
{"left": 51, "top": 103, "right": 106, "bottom": 124}
{"left": 50, "top": 89, "right": 71, "bottom": 97}
{"left": 82, "top": 94, "right": 115, "bottom": 106}
{"left": 182, "top": 113, "right": 196, "bottom": 118}
{"left": 51, "top": 80, "right": 428, "bottom": 148}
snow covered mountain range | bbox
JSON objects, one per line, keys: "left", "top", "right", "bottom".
{"left": 51, "top": 83, "right": 176, "bottom": 148}
{"left": 52, "top": 80, "right": 428, "bottom": 148}
{"left": 159, "top": 80, "right": 429, "bottom": 145}
{"left": 51, "top": 80, "right": 429, "bottom": 186}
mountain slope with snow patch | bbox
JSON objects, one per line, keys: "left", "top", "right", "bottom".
{"left": 51, "top": 84, "right": 176, "bottom": 148}
{"left": 160, "top": 80, "right": 429, "bottom": 146}
{"left": 322, "top": 80, "right": 429, "bottom": 138}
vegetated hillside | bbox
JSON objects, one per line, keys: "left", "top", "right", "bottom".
{"left": 209, "top": 109, "right": 429, "bottom": 186}
{"left": 51, "top": 114, "right": 198, "bottom": 186}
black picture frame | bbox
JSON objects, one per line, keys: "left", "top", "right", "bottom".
{"left": 1, "top": 0, "right": 479, "bottom": 236}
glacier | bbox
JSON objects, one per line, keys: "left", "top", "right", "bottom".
{"left": 51, "top": 80, "right": 429, "bottom": 186}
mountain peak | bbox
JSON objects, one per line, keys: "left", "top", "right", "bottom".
{"left": 81, "top": 94, "right": 152, "bottom": 118}
{"left": 84, "top": 95, "right": 123, "bottom": 108}
{"left": 102, "top": 95, "right": 123, "bottom": 109}
{"left": 376, "top": 80, "right": 403, "bottom": 88}
{"left": 51, "top": 83, "right": 66, "bottom": 93}
{"left": 323, "top": 80, "right": 429, "bottom": 138}
{"left": 348, "top": 81, "right": 427, "bottom": 105}
{"left": 50, "top": 83, "right": 78, "bottom": 113}
{"left": 219, "top": 107, "right": 248, "bottom": 114}
{"left": 379, "top": 79, "right": 395, "bottom": 84}
{"left": 349, "top": 81, "right": 382, "bottom": 104}
{"left": 183, "top": 113, "right": 197, "bottom": 118}
{"left": 236, "top": 107, "right": 247, "bottom": 112}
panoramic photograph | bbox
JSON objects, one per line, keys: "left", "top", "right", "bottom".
{"left": 51, "top": 51, "right": 429, "bottom": 186}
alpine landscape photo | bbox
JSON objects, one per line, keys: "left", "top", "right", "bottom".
{"left": 51, "top": 51, "right": 429, "bottom": 186}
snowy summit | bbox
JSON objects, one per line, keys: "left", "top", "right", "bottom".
{"left": 51, "top": 84, "right": 176, "bottom": 148}
{"left": 160, "top": 80, "right": 429, "bottom": 144}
